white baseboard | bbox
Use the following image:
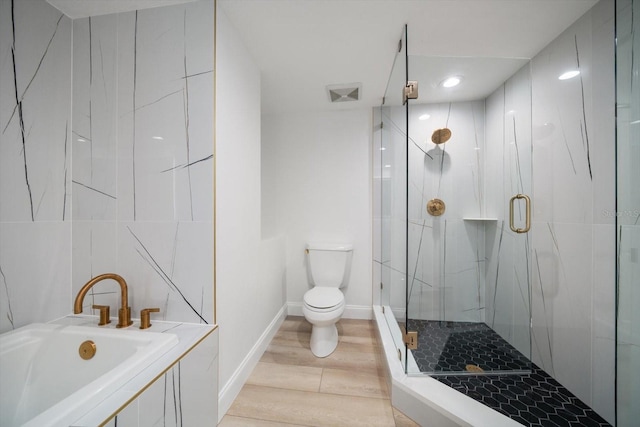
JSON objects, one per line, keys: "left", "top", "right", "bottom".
{"left": 217, "top": 304, "right": 287, "bottom": 422}
{"left": 287, "top": 302, "right": 372, "bottom": 319}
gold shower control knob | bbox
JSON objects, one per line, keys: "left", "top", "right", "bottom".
{"left": 427, "top": 198, "right": 446, "bottom": 216}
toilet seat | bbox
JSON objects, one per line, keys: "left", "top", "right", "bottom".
{"left": 303, "top": 287, "right": 344, "bottom": 311}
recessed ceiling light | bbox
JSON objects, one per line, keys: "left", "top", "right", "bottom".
{"left": 419, "top": 114, "right": 431, "bottom": 121}
{"left": 441, "top": 76, "right": 462, "bottom": 88}
{"left": 152, "top": 136, "right": 164, "bottom": 140}
{"left": 558, "top": 70, "right": 580, "bottom": 80}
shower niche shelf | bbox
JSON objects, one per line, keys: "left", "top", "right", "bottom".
{"left": 462, "top": 217, "right": 497, "bottom": 221}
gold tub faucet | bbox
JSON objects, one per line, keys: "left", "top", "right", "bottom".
{"left": 73, "top": 273, "right": 133, "bottom": 328}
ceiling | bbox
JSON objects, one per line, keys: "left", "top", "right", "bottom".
{"left": 47, "top": 0, "right": 599, "bottom": 114}
{"left": 46, "top": 0, "right": 197, "bottom": 19}
{"left": 219, "top": 0, "right": 598, "bottom": 114}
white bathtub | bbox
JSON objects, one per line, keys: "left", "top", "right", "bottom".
{"left": 0, "top": 322, "right": 178, "bottom": 427}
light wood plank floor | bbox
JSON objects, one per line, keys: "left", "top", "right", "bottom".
{"left": 219, "top": 316, "right": 419, "bottom": 427}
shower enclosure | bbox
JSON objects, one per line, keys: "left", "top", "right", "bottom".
{"left": 378, "top": 25, "right": 532, "bottom": 377}
{"left": 375, "top": 3, "right": 620, "bottom": 424}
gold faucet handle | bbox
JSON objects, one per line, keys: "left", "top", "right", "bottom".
{"left": 92, "top": 305, "right": 111, "bottom": 326}
{"left": 140, "top": 308, "right": 160, "bottom": 329}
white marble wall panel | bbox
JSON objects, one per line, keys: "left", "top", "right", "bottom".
{"left": 0, "top": 0, "right": 72, "bottom": 333}
{"left": 0, "top": 0, "right": 72, "bottom": 223}
{"left": 484, "top": 64, "right": 532, "bottom": 359}
{"left": 529, "top": 1, "right": 615, "bottom": 422}
{"left": 404, "top": 101, "right": 487, "bottom": 322}
{"left": 382, "top": 99, "right": 490, "bottom": 323}
{"left": 71, "top": 0, "right": 214, "bottom": 325}
{"left": 103, "top": 329, "right": 218, "bottom": 426}
{"left": 72, "top": 2, "right": 214, "bottom": 224}
{"left": 0, "top": 222, "right": 71, "bottom": 331}
{"left": 72, "top": 15, "right": 118, "bottom": 221}
{"left": 71, "top": 221, "right": 213, "bottom": 323}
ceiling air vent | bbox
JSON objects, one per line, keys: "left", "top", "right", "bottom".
{"left": 326, "top": 83, "right": 362, "bottom": 103}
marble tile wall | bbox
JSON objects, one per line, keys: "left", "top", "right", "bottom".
{"left": 484, "top": 64, "right": 533, "bottom": 359}
{"left": 0, "top": 0, "right": 214, "bottom": 332}
{"left": 528, "top": 1, "right": 615, "bottom": 422}
{"left": 70, "top": 0, "right": 214, "bottom": 325}
{"left": 405, "top": 101, "right": 488, "bottom": 324}
{"left": 1, "top": 0, "right": 216, "bottom": 424}
{"left": 0, "top": 0, "right": 73, "bottom": 332}
{"left": 381, "top": 100, "right": 490, "bottom": 323}
{"left": 105, "top": 329, "right": 218, "bottom": 427}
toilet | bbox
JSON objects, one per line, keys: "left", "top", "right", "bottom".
{"left": 302, "top": 243, "right": 353, "bottom": 357}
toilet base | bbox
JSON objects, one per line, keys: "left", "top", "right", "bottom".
{"left": 309, "top": 323, "right": 338, "bottom": 357}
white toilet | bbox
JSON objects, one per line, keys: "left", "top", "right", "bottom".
{"left": 302, "top": 243, "right": 353, "bottom": 357}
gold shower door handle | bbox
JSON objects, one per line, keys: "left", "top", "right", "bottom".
{"left": 509, "top": 194, "right": 531, "bottom": 233}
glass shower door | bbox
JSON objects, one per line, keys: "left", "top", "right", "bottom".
{"left": 404, "top": 52, "right": 533, "bottom": 375}
{"left": 379, "top": 26, "right": 408, "bottom": 361}
{"left": 616, "top": 0, "right": 640, "bottom": 424}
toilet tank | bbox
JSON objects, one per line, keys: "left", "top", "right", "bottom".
{"left": 306, "top": 243, "right": 353, "bottom": 288}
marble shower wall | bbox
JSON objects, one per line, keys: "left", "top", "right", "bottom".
{"left": 71, "top": 1, "right": 215, "bottom": 325}
{"left": 406, "top": 101, "right": 488, "bottom": 323}
{"left": 0, "top": 0, "right": 72, "bottom": 332}
{"left": 380, "top": 100, "right": 489, "bottom": 323}
{"left": 484, "top": 64, "right": 533, "bottom": 360}
{"left": 528, "top": 0, "right": 615, "bottom": 422}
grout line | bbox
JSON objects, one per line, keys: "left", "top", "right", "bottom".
{"left": 224, "top": 414, "right": 312, "bottom": 427}
{"left": 242, "top": 382, "right": 391, "bottom": 402}
{"left": 318, "top": 368, "right": 325, "bottom": 393}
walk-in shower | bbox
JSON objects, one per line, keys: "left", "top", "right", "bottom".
{"left": 373, "top": 0, "right": 632, "bottom": 423}
{"left": 379, "top": 25, "right": 534, "bottom": 379}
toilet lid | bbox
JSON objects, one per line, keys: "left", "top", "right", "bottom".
{"left": 304, "top": 287, "right": 343, "bottom": 309}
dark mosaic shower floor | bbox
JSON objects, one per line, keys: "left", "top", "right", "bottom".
{"left": 406, "top": 319, "right": 611, "bottom": 427}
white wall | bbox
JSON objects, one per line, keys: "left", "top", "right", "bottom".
{"left": 215, "top": 5, "right": 287, "bottom": 418}
{"left": 262, "top": 109, "right": 373, "bottom": 317}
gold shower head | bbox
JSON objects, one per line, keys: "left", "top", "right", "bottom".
{"left": 431, "top": 128, "right": 452, "bottom": 144}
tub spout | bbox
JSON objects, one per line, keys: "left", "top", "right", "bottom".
{"left": 73, "top": 273, "right": 133, "bottom": 328}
